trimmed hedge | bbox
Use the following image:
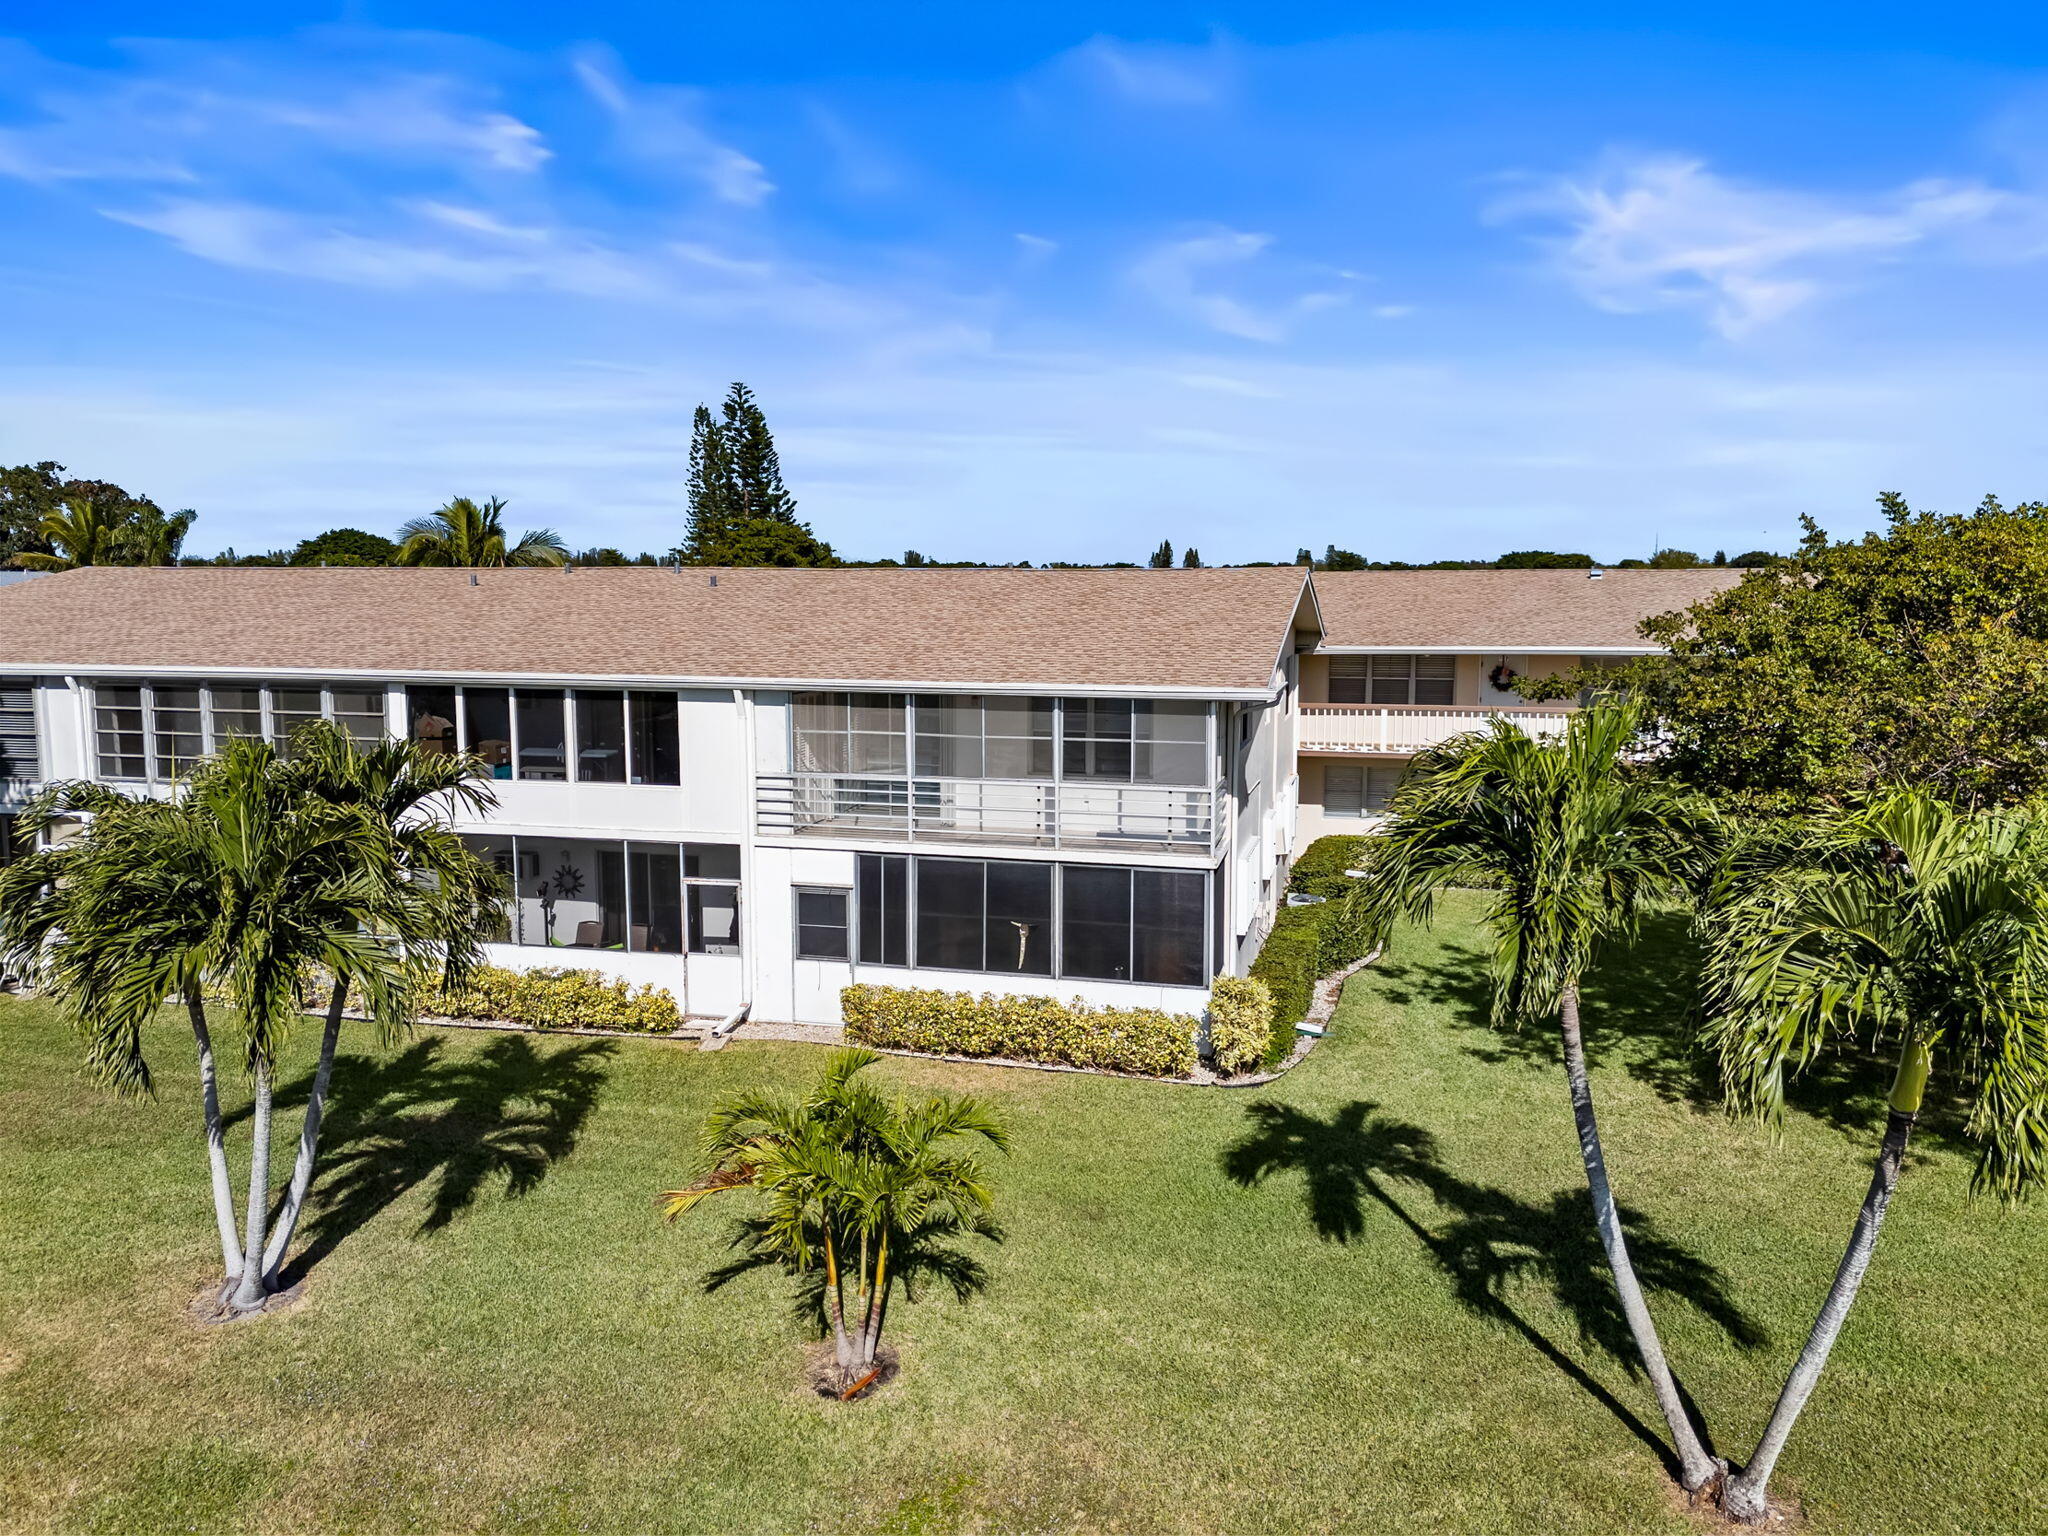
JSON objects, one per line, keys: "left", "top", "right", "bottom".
{"left": 842, "top": 983, "right": 1199, "bottom": 1078}
{"left": 430, "top": 964, "right": 682, "bottom": 1033}
{"left": 1244, "top": 836, "right": 1380, "bottom": 1067}
{"left": 1206, "top": 976, "right": 1274, "bottom": 1076}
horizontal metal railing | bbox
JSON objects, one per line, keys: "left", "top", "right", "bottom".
{"left": 756, "top": 773, "right": 1223, "bottom": 856}
{"left": 1299, "top": 702, "right": 1574, "bottom": 754}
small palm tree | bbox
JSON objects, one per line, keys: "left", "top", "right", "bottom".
{"left": 663, "top": 1049, "right": 1006, "bottom": 1390}
{"left": 394, "top": 496, "right": 567, "bottom": 568}
{"left": 117, "top": 503, "right": 198, "bottom": 566}
{"left": 0, "top": 725, "right": 503, "bottom": 1312}
{"left": 10, "top": 495, "right": 128, "bottom": 571}
{"left": 1347, "top": 699, "right": 1723, "bottom": 1493}
{"left": 1700, "top": 791, "right": 2048, "bottom": 1522}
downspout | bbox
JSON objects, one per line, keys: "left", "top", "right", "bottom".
{"left": 731, "top": 686, "right": 757, "bottom": 1028}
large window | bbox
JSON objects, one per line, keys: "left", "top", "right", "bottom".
{"left": 795, "top": 887, "right": 851, "bottom": 961}
{"left": 914, "top": 695, "right": 1054, "bottom": 779}
{"left": 1323, "top": 761, "right": 1405, "bottom": 817}
{"left": 855, "top": 853, "right": 1207, "bottom": 986}
{"left": 90, "top": 680, "right": 394, "bottom": 781}
{"left": 794, "top": 692, "right": 907, "bottom": 774}
{"left": 1329, "top": 655, "right": 1456, "bottom": 706}
{"left": 1061, "top": 698, "right": 1209, "bottom": 785}
{"left": 407, "top": 684, "right": 682, "bottom": 787}
{"left": 466, "top": 835, "right": 738, "bottom": 955}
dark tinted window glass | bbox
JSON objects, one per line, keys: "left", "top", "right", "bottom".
{"left": 464, "top": 688, "right": 512, "bottom": 778}
{"left": 1327, "top": 658, "right": 1369, "bottom": 705}
{"left": 916, "top": 857, "right": 984, "bottom": 971}
{"left": 629, "top": 691, "right": 680, "bottom": 785}
{"left": 408, "top": 686, "right": 457, "bottom": 756}
{"left": 857, "top": 854, "right": 908, "bottom": 966}
{"left": 93, "top": 685, "right": 146, "bottom": 778}
{"left": 1133, "top": 868, "right": 1207, "bottom": 986}
{"left": 683, "top": 843, "right": 741, "bottom": 881}
{"left": 270, "top": 687, "right": 323, "bottom": 758}
{"left": 152, "top": 686, "right": 204, "bottom": 776}
{"left": 514, "top": 689, "right": 567, "bottom": 780}
{"left": 575, "top": 690, "right": 626, "bottom": 783}
{"left": 1061, "top": 864, "right": 1132, "bottom": 980}
{"left": 985, "top": 860, "right": 1053, "bottom": 975}
{"left": 796, "top": 889, "right": 850, "bottom": 960}
{"left": 687, "top": 883, "right": 740, "bottom": 954}
{"left": 628, "top": 845, "right": 683, "bottom": 953}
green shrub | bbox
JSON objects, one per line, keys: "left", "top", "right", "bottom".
{"left": 1287, "top": 834, "right": 1373, "bottom": 900}
{"left": 1248, "top": 904, "right": 1324, "bottom": 1067}
{"left": 430, "top": 964, "right": 680, "bottom": 1033}
{"left": 842, "top": 983, "right": 1199, "bottom": 1078}
{"left": 1206, "top": 976, "right": 1274, "bottom": 1076}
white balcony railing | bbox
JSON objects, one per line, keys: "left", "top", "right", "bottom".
{"left": 1299, "top": 703, "right": 1574, "bottom": 755}
{"left": 757, "top": 773, "right": 1223, "bottom": 857}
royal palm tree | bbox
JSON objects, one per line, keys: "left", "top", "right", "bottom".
{"left": 394, "top": 496, "right": 567, "bottom": 568}
{"left": 663, "top": 1049, "right": 1006, "bottom": 1389}
{"left": 0, "top": 726, "right": 502, "bottom": 1312}
{"left": 1347, "top": 699, "right": 1723, "bottom": 1494}
{"left": 10, "top": 494, "right": 128, "bottom": 571}
{"left": 1700, "top": 791, "right": 2048, "bottom": 1522}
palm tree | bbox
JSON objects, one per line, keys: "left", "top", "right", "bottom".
{"left": 0, "top": 726, "right": 503, "bottom": 1312}
{"left": 663, "top": 1049, "right": 1006, "bottom": 1390}
{"left": 1700, "top": 791, "right": 2048, "bottom": 1522}
{"left": 10, "top": 495, "right": 128, "bottom": 571}
{"left": 118, "top": 503, "right": 198, "bottom": 566}
{"left": 1347, "top": 699, "right": 1723, "bottom": 1494}
{"left": 394, "top": 496, "right": 567, "bottom": 568}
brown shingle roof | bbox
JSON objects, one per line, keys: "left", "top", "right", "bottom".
{"left": 0, "top": 565, "right": 1312, "bottom": 695}
{"left": 1311, "top": 568, "right": 1743, "bottom": 650}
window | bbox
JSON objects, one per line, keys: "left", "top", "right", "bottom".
{"left": 628, "top": 691, "right": 681, "bottom": 785}
{"left": 1324, "top": 761, "right": 1405, "bottom": 817}
{"left": 685, "top": 843, "right": 741, "bottom": 955}
{"left": 514, "top": 689, "right": 567, "bottom": 780}
{"left": 1364, "top": 655, "right": 1456, "bottom": 706}
{"left": 795, "top": 888, "right": 851, "bottom": 961}
{"left": 627, "top": 845, "right": 683, "bottom": 953}
{"left": 1327, "top": 657, "right": 1369, "bottom": 705}
{"left": 514, "top": 837, "right": 625, "bottom": 948}
{"left": 794, "top": 692, "right": 906, "bottom": 775}
{"left": 857, "top": 853, "right": 909, "bottom": 965}
{"left": 329, "top": 687, "right": 388, "bottom": 746}
{"left": 914, "top": 695, "right": 1054, "bottom": 779}
{"left": 856, "top": 853, "right": 1205, "bottom": 985}
{"left": 209, "top": 685, "right": 265, "bottom": 743}
{"left": 93, "top": 686, "right": 146, "bottom": 779}
{"left": 575, "top": 689, "right": 627, "bottom": 783}
{"left": 0, "top": 685, "right": 38, "bottom": 781}
{"left": 151, "top": 685, "right": 205, "bottom": 777}
{"left": 1061, "top": 698, "right": 1209, "bottom": 784}
{"left": 407, "top": 686, "right": 457, "bottom": 756}
{"left": 464, "top": 688, "right": 512, "bottom": 778}
{"left": 269, "top": 687, "right": 325, "bottom": 755}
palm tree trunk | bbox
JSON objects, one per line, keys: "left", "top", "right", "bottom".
{"left": 860, "top": 1227, "right": 890, "bottom": 1366}
{"left": 260, "top": 980, "right": 348, "bottom": 1286}
{"left": 228, "top": 1057, "right": 275, "bottom": 1312}
{"left": 186, "top": 993, "right": 243, "bottom": 1285}
{"left": 1724, "top": 1040, "right": 1927, "bottom": 1523}
{"left": 1559, "top": 985, "right": 1720, "bottom": 1493}
{"left": 823, "top": 1221, "right": 854, "bottom": 1371}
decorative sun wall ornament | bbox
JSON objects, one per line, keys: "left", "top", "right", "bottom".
{"left": 551, "top": 864, "right": 585, "bottom": 899}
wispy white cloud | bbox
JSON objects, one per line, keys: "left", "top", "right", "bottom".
{"left": 1064, "top": 35, "right": 1236, "bottom": 107}
{"left": 571, "top": 45, "right": 772, "bottom": 206}
{"left": 1129, "top": 229, "right": 1347, "bottom": 342}
{"left": 1493, "top": 152, "right": 2031, "bottom": 337}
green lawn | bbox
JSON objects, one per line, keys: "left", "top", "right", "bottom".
{"left": 3, "top": 894, "right": 2044, "bottom": 1534}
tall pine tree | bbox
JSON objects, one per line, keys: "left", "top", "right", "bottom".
{"left": 720, "top": 382, "right": 798, "bottom": 524}
{"left": 680, "top": 404, "right": 739, "bottom": 561}
{"left": 1148, "top": 539, "right": 1174, "bottom": 568}
{"left": 675, "top": 383, "right": 835, "bottom": 567}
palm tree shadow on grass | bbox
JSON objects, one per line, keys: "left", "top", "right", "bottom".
{"left": 1222, "top": 1099, "right": 1767, "bottom": 1473}
{"left": 248, "top": 1033, "right": 615, "bottom": 1286}
{"left": 1370, "top": 912, "right": 1971, "bottom": 1154}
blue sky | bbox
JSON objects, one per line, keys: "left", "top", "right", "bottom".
{"left": 2, "top": 5, "right": 2046, "bottom": 563}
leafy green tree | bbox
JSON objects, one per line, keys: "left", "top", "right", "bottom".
{"left": 1700, "top": 791, "right": 2048, "bottom": 1522}
{"left": 1321, "top": 545, "right": 1370, "bottom": 571}
{"left": 1149, "top": 539, "right": 1174, "bottom": 568}
{"left": 1349, "top": 701, "right": 1723, "bottom": 1493}
{"left": 396, "top": 496, "right": 567, "bottom": 568}
{"left": 1648, "top": 548, "right": 1703, "bottom": 568}
{"left": 1594, "top": 494, "right": 2048, "bottom": 809}
{"left": 1495, "top": 549, "right": 1594, "bottom": 569}
{"left": 117, "top": 504, "right": 198, "bottom": 566}
{"left": 0, "top": 461, "right": 67, "bottom": 565}
{"left": 696, "top": 517, "right": 837, "bottom": 567}
{"left": 664, "top": 1048, "right": 1006, "bottom": 1390}
{"left": 0, "top": 726, "right": 503, "bottom": 1312}
{"left": 290, "top": 528, "right": 399, "bottom": 566}
{"left": 1726, "top": 550, "right": 1781, "bottom": 568}
{"left": 11, "top": 495, "right": 132, "bottom": 571}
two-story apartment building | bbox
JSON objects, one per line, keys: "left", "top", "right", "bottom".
{"left": 1293, "top": 568, "right": 1739, "bottom": 839}
{"left": 0, "top": 565, "right": 1319, "bottom": 1024}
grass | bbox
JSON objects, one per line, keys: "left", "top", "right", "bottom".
{"left": 2, "top": 894, "right": 2044, "bottom": 1534}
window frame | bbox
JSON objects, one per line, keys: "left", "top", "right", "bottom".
{"left": 90, "top": 679, "right": 399, "bottom": 782}
{"left": 793, "top": 885, "right": 853, "bottom": 962}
